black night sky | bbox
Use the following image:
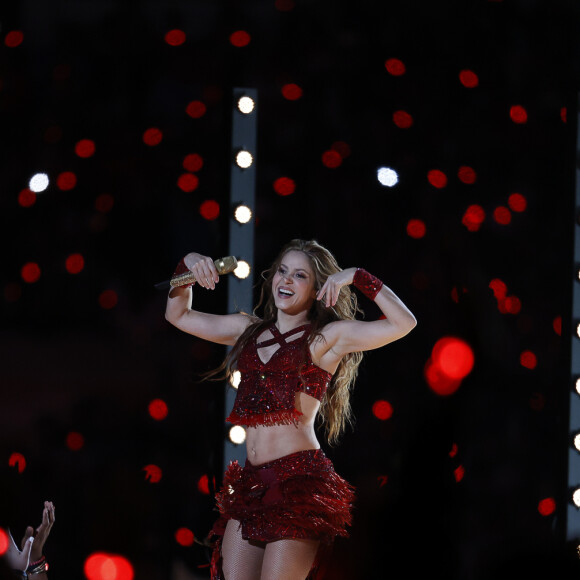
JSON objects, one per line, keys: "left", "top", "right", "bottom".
{"left": 2, "top": 1, "right": 580, "bottom": 578}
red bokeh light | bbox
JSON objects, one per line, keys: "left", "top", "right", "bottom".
{"left": 66, "top": 253, "right": 85, "bottom": 274}
{"left": 457, "top": 166, "right": 477, "bottom": 184}
{"left": 175, "top": 528, "right": 195, "bottom": 547}
{"left": 459, "top": 69, "right": 479, "bottom": 88}
{"left": 84, "top": 552, "right": 134, "bottom": 580}
{"left": 177, "top": 173, "right": 199, "bottom": 192}
{"left": 462, "top": 204, "right": 485, "bottom": 232}
{"left": 98, "top": 290, "right": 118, "bottom": 310}
{"left": 57, "top": 171, "right": 77, "bottom": 191}
{"left": 493, "top": 206, "right": 511, "bottom": 225}
{"left": 321, "top": 150, "right": 342, "bottom": 169}
{"left": 275, "top": 0, "right": 295, "bottom": 10}
{"left": 520, "top": 350, "right": 537, "bottom": 369}
{"left": 510, "top": 105, "right": 528, "bottom": 124}
{"left": 165, "top": 29, "right": 186, "bottom": 46}
{"left": 561, "top": 107, "right": 567, "bottom": 123}
{"left": 372, "top": 400, "right": 393, "bottom": 420}
{"left": 95, "top": 193, "right": 115, "bottom": 213}
{"left": 384, "top": 58, "right": 406, "bottom": 76}
{"left": 18, "top": 188, "right": 36, "bottom": 207}
{"left": 454, "top": 465, "right": 465, "bottom": 482}
{"left": 427, "top": 169, "right": 447, "bottom": 189}
{"left": 508, "top": 193, "right": 527, "bottom": 212}
{"left": 183, "top": 154, "right": 204, "bottom": 172}
{"left": 377, "top": 475, "right": 388, "bottom": 487}
{"left": 200, "top": 200, "right": 220, "bottom": 221}
{"left": 553, "top": 316, "right": 562, "bottom": 336}
{"left": 229, "top": 30, "right": 251, "bottom": 47}
{"left": 9, "top": 452, "right": 26, "bottom": 473}
{"left": 449, "top": 443, "right": 458, "bottom": 458}
{"left": 66, "top": 431, "right": 85, "bottom": 451}
{"left": 143, "top": 464, "right": 162, "bottom": 483}
{"left": 186, "top": 101, "right": 207, "bottom": 119}
{"left": 393, "top": 110, "right": 413, "bottom": 128}
{"left": 489, "top": 278, "right": 507, "bottom": 300}
{"left": 21, "top": 262, "right": 41, "bottom": 283}
{"left": 5, "top": 31, "right": 24, "bottom": 48}
{"left": 149, "top": 398, "right": 168, "bottom": 420}
{"left": 331, "top": 141, "right": 351, "bottom": 158}
{"left": 273, "top": 177, "right": 296, "bottom": 196}
{"left": 432, "top": 337, "right": 475, "bottom": 380}
{"left": 198, "top": 474, "right": 210, "bottom": 495}
{"left": 538, "top": 497, "right": 556, "bottom": 516}
{"left": 281, "top": 83, "right": 303, "bottom": 100}
{"left": 406, "top": 219, "right": 426, "bottom": 239}
{"left": 143, "top": 128, "right": 163, "bottom": 146}
{"left": 75, "top": 139, "right": 96, "bottom": 158}
{"left": 503, "top": 296, "right": 521, "bottom": 314}
{"left": 424, "top": 358, "right": 462, "bottom": 396}
{"left": 0, "top": 528, "right": 8, "bottom": 556}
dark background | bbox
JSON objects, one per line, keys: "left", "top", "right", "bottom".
{"left": 1, "top": 0, "right": 580, "bottom": 578}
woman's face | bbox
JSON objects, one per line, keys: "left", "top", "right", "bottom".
{"left": 272, "top": 250, "right": 318, "bottom": 315}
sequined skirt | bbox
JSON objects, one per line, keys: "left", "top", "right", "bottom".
{"left": 212, "top": 448, "right": 354, "bottom": 544}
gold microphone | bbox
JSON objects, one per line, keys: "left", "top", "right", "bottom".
{"left": 154, "top": 256, "right": 238, "bottom": 290}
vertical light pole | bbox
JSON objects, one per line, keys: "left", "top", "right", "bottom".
{"left": 224, "top": 88, "right": 257, "bottom": 473}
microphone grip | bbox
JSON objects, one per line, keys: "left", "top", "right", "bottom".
{"left": 154, "top": 256, "right": 238, "bottom": 290}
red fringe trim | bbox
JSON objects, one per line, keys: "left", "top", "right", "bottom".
{"left": 226, "top": 407, "right": 303, "bottom": 427}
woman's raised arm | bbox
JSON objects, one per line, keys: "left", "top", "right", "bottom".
{"left": 317, "top": 267, "right": 417, "bottom": 357}
{"left": 165, "top": 252, "right": 253, "bottom": 345}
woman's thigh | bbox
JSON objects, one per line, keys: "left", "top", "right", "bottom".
{"left": 260, "top": 538, "right": 320, "bottom": 580}
{"left": 221, "top": 519, "right": 266, "bottom": 580}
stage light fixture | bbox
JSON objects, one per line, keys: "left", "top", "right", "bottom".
{"left": 576, "top": 322, "right": 580, "bottom": 339}
{"left": 572, "top": 487, "right": 580, "bottom": 509}
{"left": 573, "top": 432, "right": 580, "bottom": 453}
{"left": 234, "top": 204, "right": 252, "bottom": 224}
{"left": 230, "top": 370, "right": 241, "bottom": 389}
{"left": 29, "top": 173, "right": 49, "bottom": 193}
{"left": 236, "top": 150, "right": 253, "bottom": 169}
{"left": 229, "top": 425, "right": 246, "bottom": 445}
{"left": 575, "top": 378, "right": 580, "bottom": 396}
{"left": 377, "top": 167, "right": 399, "bottom": 187}
{"left": 234, "top": 260, "right": 251, "bottom": 279}
{"left": 237, "top": 96, "right": 255, "bottom": 114}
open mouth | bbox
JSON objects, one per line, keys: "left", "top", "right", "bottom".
{"left": 278, "top": 287, "right": 295, "bottom": 297}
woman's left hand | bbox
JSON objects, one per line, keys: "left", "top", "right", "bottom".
{"left": 316, "top": 267, "right": 357, "bottom": 307}
{"left": 21, "top": 501, "right": 55, "bottom": 562}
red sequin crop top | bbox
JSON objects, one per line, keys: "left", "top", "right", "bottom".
{"left": 226, "top": 323, "right": 333, "bottom": 427}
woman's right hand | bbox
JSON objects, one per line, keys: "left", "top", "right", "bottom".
{"left": 183, "top": 253, "right": 220, "bottom": 290}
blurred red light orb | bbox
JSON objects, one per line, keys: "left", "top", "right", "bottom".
{"left": 66, "top": 253, "right": 85, "bottom": 274}
{"left": 143, "top": 128, "right": 163, "bottom": 146}
{"left": 186, "top": 101, "right": 207, "bottom": 119}
{"left": 424, "top": 358, "right": 462, "bottom": 396}
{"left": 372, "top": 400, "right": 393, "bottom": 421}
{"left": 331, "top": 141, "right": 351, "bottom": 158}
{"left": 66, "top": 431, "right": 85, "bottom": 451}
{"left": 510, "top": 105, "right": 528, "bottom": 124}
{"left": 462, "top": 204, "right": 485, "bottom": 232}
{"left": 508, "top": 193, "right": 527, "bottom": 212}
{"left": 183, "top": 154, "right": 204, "bottom": 172}
{"left": 553, "top": 316, "right": 562, "bottom": 336}
{"left": 18, "top": 188, "right": 36, "bottom": 207}
{"left": 406, "top": 219, "right": 426, "bottom": 239}
{"left": 321, "top": 150, "right": 342, "bottom": 168}
{"left": 454, "top": 465, "right": 465, "bottom": 482}
{"left": 95, "top": 193, "right": 115, "bottom": 213}
{"left": 198, "top": 474, "right": 210, "bottom": 495}
{"left": 493, "top": 206, "right": 511, "bottom": 225}
{"left": 21, "top": 262, "right": 41, "bottom": 283}
{"left": 149, "top": 399, "right": 168, "bottom": 420}
{"left": 75, "top": 139, "right": 96, "bottom": 158}
{"left": 393, "top": 110, "right": 413, "bottom": 128}
{"left": 384, "top": 58, "right": 406, "bottom": 76}
{"left": 459, "top": 69, "right": 479, "bottom": 88}
{"left": 165, "top": 29, "right": 186, "bottom": 46}
{"left": 457, "top": 166, "right": 477, "bottom": 184}
{"left": 0, "top": 528, "right": 8, "bottom": 555}
{"left": 281, "top": 83, "right": 303, "bottom": 100}
{"left": 98, "top": 290, "right": 118, "bottom": 310}
{"left": 561, "top": 107, "right": 567, "bottom": 123}
{"left": 9, "top": 452, "right": 26, "bottom": 473}
{"left": 229, "top": 30, "right": 251, "bottom": 47}
{"left": 177, "top": 173, "right": 199, "bottom": 192}
{"left": 273, "top": 177, "right": 296, "bottom": 196}
{"left": 520, "top": 350, "right": 537, "bottom": 369}
{"left": 5, "top": 31, "right": 24, "bottom": 48}
{"left": 143, "top": 464, "right": 162, "bottom": 483}
{"left": 538, "top": 497, "right": 556, "bottom": 516}
{"left": 427, "top": 169, "right": 447, "bottom": 188}
{"left": 432, "top": 337, "right": 475, "bottom": 380}
{"left": 175, "top": 528, "right": 195, "bottom": 547}
{"left": 200, "top": 200, "right": 220, "bottom": 221}
{"left": 57, "top": 171, "right": 77, "bottom": 191}
{"left": 84, "top": 552, "right": 134, "bottom": 580}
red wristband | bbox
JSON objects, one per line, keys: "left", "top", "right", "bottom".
{"left": 353, "top": 268, "right": 383, "bottom": 300}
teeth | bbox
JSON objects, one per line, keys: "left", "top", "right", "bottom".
{"left": 279, "top": 288, "right": 294, "bottom": 296}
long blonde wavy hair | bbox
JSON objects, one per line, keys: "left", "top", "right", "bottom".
{"left": 215, "top": 239, "right": 364, "bottom": 445}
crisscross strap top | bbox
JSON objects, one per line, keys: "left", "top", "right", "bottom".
{"left": 226, "top": 323, "right": 333, "bottom": 427}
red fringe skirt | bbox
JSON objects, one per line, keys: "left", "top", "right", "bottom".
{"left": 210, "top": 448, "right": 354, "bottom": 579}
